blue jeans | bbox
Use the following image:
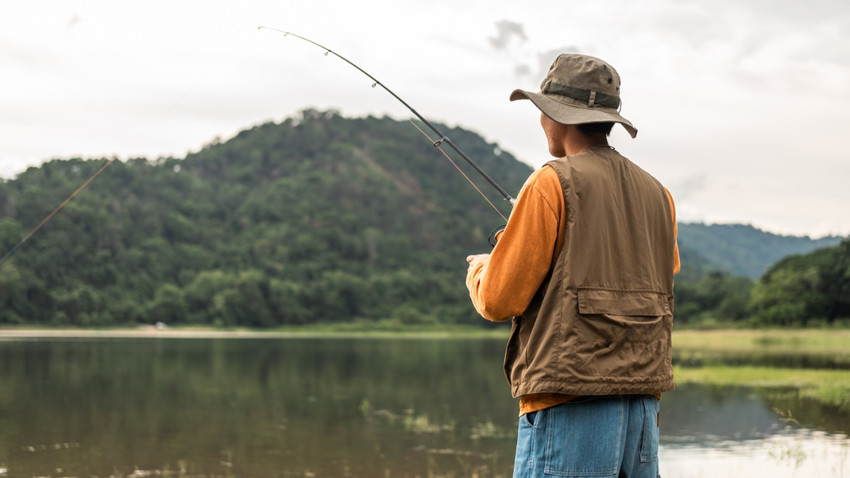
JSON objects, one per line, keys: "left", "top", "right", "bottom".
{"left": 512, "top": 395, "right": 660, "bottom": 478}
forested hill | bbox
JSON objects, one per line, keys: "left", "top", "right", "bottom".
{"left": 0, "top": 110, "right": 845, "bottom": 328}
{"left": 0, "top": 110, "right": 531, "bottom": 326}
{"left": 677, "top": 223, "right": 843, "bottom": 280}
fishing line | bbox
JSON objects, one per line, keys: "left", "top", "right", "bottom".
{"left": 0, "top": 159, "right": 115, "bottom": 268}
{"left": 257, "top": 26, "right": 516, "bottom": 214}
{"left": 407, "top": 120, "right": 507, "bottom": 222}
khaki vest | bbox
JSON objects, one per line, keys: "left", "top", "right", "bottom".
{"left": 504, "top": 147, "right": 675, "bottom": 397}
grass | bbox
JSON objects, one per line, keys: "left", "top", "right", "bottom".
{"left": 672, "top": 329, "right": 850, "bottom": 410}
{"left": 673, "top": 329, "right": 850, "bottom": 369}
{"left": 674, "top": 365, "right": 850, "bottom": 409}
{"left": 673, "top": 329, "right": 850, "bottom": 355}
{"left": 673, "top": 364, "right": 850, "bottom": 390}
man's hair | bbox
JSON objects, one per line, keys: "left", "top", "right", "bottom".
{"left": 576, "top": 122, "right": 615, "bottom": 136}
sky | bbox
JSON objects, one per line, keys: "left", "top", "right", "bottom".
{"left": 2, "top": 0, "right": 848, "bottom": 238}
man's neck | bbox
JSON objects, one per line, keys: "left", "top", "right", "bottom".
{"left": 563, "top": 129, "right": 609, "bottom": 156}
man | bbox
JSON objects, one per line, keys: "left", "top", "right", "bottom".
{"left": 465, "top": 54, "right": 680, "bottom": 478}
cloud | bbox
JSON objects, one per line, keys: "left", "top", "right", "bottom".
{"left": 535, "top": 49, "right": 568, "bottom": 72}
{"left": 0, "top": 36, "right": 57, "bottom": 68}
{"left": 513, "top": 64, "right": 532, "bottom": 77}
{"left": 488, "top": 20, "right": 527, "bottom": 50}
{"left": 513, "top": 47, "right": 580, "bottom": 81}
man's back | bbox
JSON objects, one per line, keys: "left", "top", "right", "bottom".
{"left": 506, "top": 146, "right": 676, "bottom": 398}
{"left": 551, "top": 146, "right": 675, "bottom": 290}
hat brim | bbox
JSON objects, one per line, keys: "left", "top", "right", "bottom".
{"left": 510, "top": 89, "right": 638, "bottom": 138}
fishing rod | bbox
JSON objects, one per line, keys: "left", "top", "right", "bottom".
{"left": 1, "top": 29, "right": 514, "bottom": 269}
{"left": 258, "top": 27, "right": 516, "bottom": 215}
{"left": 0, "top": 89, "right": 188, "bottom": 268}
{"left": 0, "top": 159, "right": 116, "bottom": 269}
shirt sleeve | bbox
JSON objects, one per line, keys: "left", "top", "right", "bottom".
{"left": 665, "top": 188, "right": 681, "bottom": 275}
{"left": 465, "top": 167, "right": 563, "bottom": 321}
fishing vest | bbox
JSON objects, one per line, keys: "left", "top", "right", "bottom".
{"left": 504, "top": 147, "right": 676, "bottom": 397}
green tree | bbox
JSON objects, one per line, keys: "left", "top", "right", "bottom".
{"left": 748, "top": 239, "right": 850, "bottom": 326}
{"left": 818, "top": 239, "right": 850, "bottom": 321}
{"left": 149, "top": 283, "right": 189, "bottom": 324}
{"left": 673, "top": 271, "right": 753, "bottom": 326}
{"left": 749, "top": 267, "right": 820, "bottom": 326}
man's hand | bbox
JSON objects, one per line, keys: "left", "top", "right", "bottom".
{"left": 466, "top": 253, "right": 490, "bottom": 273}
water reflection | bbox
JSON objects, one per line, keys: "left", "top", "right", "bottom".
{"left": 662, "top": 431, "right": 849, "bottom": 478}
{"left": 0, "top": 337, "right": 846, "bottom": 478}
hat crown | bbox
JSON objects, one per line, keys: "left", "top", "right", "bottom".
{"left": 540, "top": 54, "right": 621, "bottom": 102}
{"left": 508, "top": 53, "right": 638, "bottom": 138}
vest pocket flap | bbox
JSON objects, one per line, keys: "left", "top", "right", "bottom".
{"left": 578, "top": 289, "right": 670, "bottom": 316}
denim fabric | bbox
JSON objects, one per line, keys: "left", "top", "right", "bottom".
{"left": 512, "top": 396, "right": 660, "bottom": 478}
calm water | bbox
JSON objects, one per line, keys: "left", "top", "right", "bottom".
{"left": 0, "top": 337, "right": 847, "bottom": 478}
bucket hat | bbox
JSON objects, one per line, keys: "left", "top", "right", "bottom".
{"left": 510, "top": 54, "right": 637, "bottom": 138}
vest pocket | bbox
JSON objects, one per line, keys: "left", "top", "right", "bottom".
{"left": 577, "top": 288, "right": 671, "bottom": 318}
{"left": 570, "top": 288, "right": 672, "bottom": 380}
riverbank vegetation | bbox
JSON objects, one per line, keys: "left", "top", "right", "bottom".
{"left": 674, "top": 365, "right": 850, "bottom": 409}
{"left": 676, "top": 240, "right": 850, "bottom": 328}
{"left": 673, "top": 329, "right": 850, "bottom": 411}
{"left": 674, "top": 329, "right": 850, "bottom": 356}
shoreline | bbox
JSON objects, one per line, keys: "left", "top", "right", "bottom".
{"left": 0, "top": 327, "right": 287, "bottom": 339}
{"left": 1, "top": 326, "right": 848, "bottom": 346}
{"left": 0, "top": 325, "right": 510, "bottom": 340}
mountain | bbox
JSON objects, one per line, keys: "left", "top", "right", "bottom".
{"left": 0, "top": 110, "right": 531, "bottom": 326}
{"left": 677, "top": 223, "right": 843, "bottom": 279}
{"left": 0, "top": 110, "right": 843, "bottom": 327}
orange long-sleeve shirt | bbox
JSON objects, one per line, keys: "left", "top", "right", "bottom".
{"left": 466, "top": 163, "right": 680, "bottom": 415}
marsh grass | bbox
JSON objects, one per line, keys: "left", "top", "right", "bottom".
{"left": 673, "top": 329, "right": 850, "bottom": 410}
{"left": 673, "top": 329, "right": 850, "bottom": 356}
{"left": 674, "top": 365, "right": 850, "bottom": 407}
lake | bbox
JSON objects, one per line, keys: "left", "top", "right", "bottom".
{"left": 0, "top": 336, "right": 847, "bottom": 477}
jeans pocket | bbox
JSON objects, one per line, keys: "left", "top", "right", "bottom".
{"left": 521, "top": 410, "right": 539, "bottom": 428}
{"left": 639, "top": 397, "right": 659, "bottom": 463}
{"left": 543, "top": 399, "right": 622, "bottom": 477}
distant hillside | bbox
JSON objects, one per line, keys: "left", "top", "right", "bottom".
{"left": 1, "top": 109, "right": 843, "bottom": 328}
{"left": 677, "top": 223, "right": 843, "bottom": 279}
{"left": 0, "top": 110, "right": 531, "bottom": 326}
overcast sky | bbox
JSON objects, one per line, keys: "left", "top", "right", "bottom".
{"left": 2, "top": 0, "right": 848, "bottom": 238}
